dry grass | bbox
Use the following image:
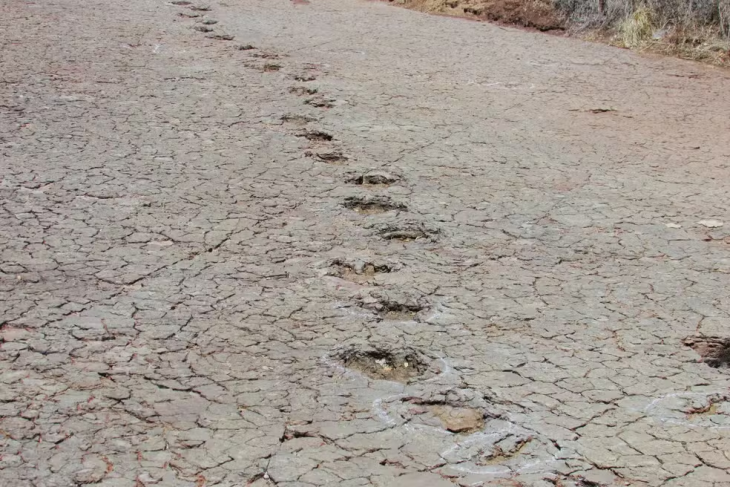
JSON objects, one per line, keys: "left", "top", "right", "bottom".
{"left": 409, "top": 0, "right": 455, "bottom": 12}
{"left": 398, "top": 0, "right": 471, "bottom": 14}
{"left": 620, "top": 7, "right": 654, "bottom": 47}
{"left": 557, "top": 0, "right": 730, "bottom": 65}
{"left": 610, "top": 6, "right": 730, "bottom": 65}
{"left": 641, "top": 31, "right": 730, "bottom": 64}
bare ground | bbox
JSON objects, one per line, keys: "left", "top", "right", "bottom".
{"left": 2, "top": 0, "right": 730, "bottom": 486}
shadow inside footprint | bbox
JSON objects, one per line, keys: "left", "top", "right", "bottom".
{"left": 334, "top": 345, "right": 431, "bottom": 383}
{"left": 343, "top": 195, "right": 406, "bottom": 215}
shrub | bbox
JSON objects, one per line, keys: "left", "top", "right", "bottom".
{"left": 621, "top": 6, "right": 654, "bottom": 46}
{"left": 555, "top": 0, "right": 730, "bottom": 38}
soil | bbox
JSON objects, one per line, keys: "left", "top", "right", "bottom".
{"left": 337, "top": 347, "right": 429, "bottom": 382}
{"left": 343, "top": 196, "right": 407, "bottom": 214}
{"left": 396, "top": 0, "right": 564, "bottom": 32}
{"left": 332, "top": 260, "right": 394, "bottom": 282}
{"left": 684, "top": 336, "right": 730, "bottom": 368}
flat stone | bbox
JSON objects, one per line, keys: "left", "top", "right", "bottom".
{"left": 430, "top": 406, "right": 484, "bottom": 433}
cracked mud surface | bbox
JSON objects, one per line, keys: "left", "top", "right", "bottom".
{"left": 2, "top": 0, "right": 730, "bottom": 486}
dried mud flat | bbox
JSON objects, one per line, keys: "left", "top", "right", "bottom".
{"left": 2, "top": 0, "right": 730, "bottom": 486}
